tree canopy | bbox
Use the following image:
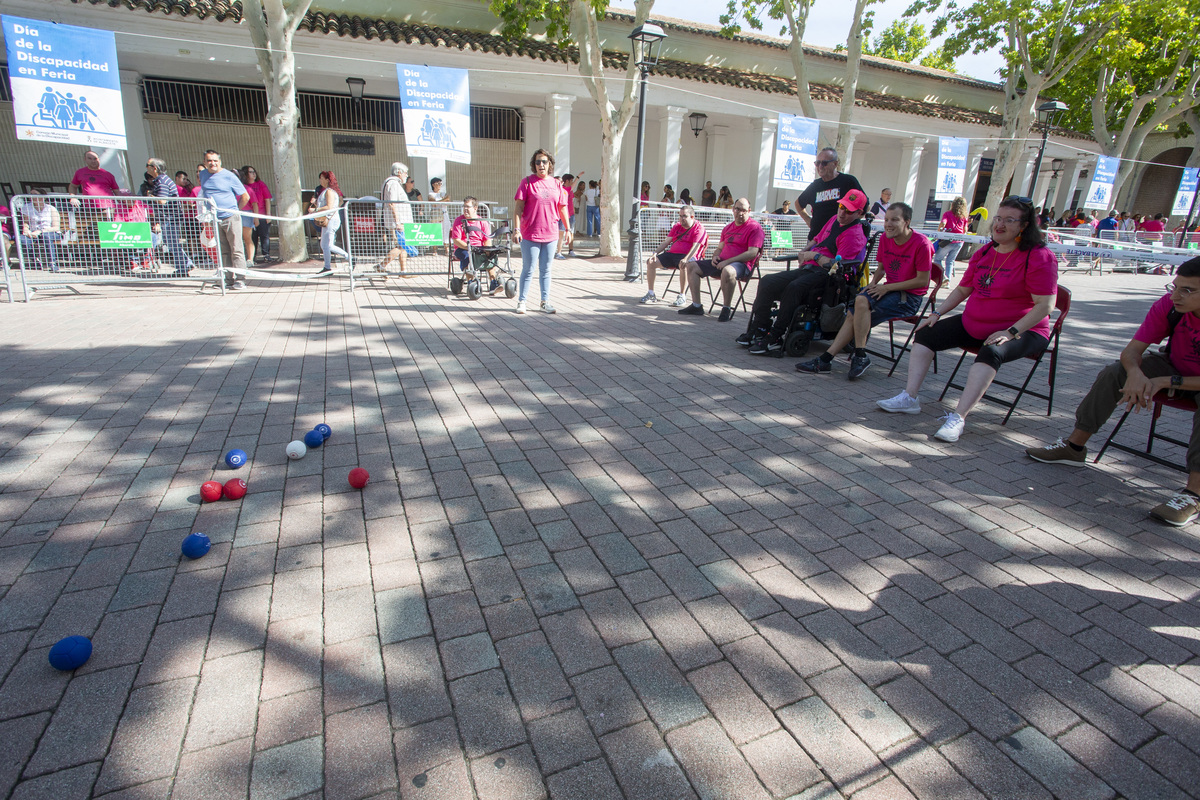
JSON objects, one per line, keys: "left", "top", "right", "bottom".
{"left": 865, "top": 19, "right": 955, "bottom": 72}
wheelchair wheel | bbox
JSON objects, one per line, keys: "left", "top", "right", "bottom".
{"left": 450, "top": 277, "right": 464, "bottom": 295}
{"left": 504, "top": 278, "right": 517, "bottom": 298}
{"left": 466, "top": 280, "right": 482, "bottom": 300}
{"left": 785, "top": 329, "right": 814, "bottom": 357}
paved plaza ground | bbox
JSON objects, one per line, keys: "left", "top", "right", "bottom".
{"left": 1, "top": 256, "right": 1199, "bottom": 800}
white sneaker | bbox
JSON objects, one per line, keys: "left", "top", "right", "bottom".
{"left": 876, "top": 391, "right": 922, "bottom": 414}
{"left": 671, "top": 294, "right": 689, "bottom": 307}
{"left": 232, "top": 280, "right": 247, "bottom": 290}
{"left": 934, "top": 412, "right": 965, "bottom": 442}
{"left": 541, "top": 301, "right": 557, "bottom": 314}
{"left": 639, "top": 291, "right": 658, "bottom": 304}
{"left": 515, "top": 302, "right": 526, "bottom": 314}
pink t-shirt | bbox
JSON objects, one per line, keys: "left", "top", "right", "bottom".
{"left": 810, "top": 215, "right": 869, "bottom": 263}
{"left": 1135, "top": 294, "right": 1200, "bottom": 376}
{"left": 960, "top": 244, "right": 1058, "bottom": 339}
{"left": 450, "top": 215, "right": 491, "bottom": 247}
{"left": 71, "top": 167, "right": 120, "bottom": 209}
{"left": 246, "top": 181, "right": 273, "bottom": 215}
{"left": 114, "top": 200, "right": 148, "bottom": 223}
{"left": 665, "top": 221, "right": 708, "bottom": 257}
{"left": 717, "top": 219, "right": 765, "bottom": 269}
{"left": 876, "top": 231, "right": 934, "bottom": 297}
{"left": 514, "top": 175, "right": 566, "bottom": 243}
{"left": 941, "top": 212, "right": 968, "bottom": 234}
{"left": 1141, "top": 219, "right": 1166, "bottom": 233}
{"left": 176, "top": 184, "right": 198, "bottom": 199}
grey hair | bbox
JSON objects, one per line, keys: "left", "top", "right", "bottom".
{"left": 147, "top": 157, "right": 166, "bottom": 173}
{"left": 819, "top": 147, "right": 839, "bottom": 163}
{"left": 391, "top": 162, "right": 408, "bottom": 177}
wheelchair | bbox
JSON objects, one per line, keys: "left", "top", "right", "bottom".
{"left": 447, "top": 221, "right": 518, "bottom": 300}
{"left": 744, "top": 229, "right": 878, "bottom": 358}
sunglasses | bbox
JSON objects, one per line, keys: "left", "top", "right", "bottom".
{"left": 815, "top": 159, "right": 836, "bottom": 166}
{"left": 1003, "top": 195, "right": 1033, "bottom": 207}
{"left": 534, "top": 159, "right": 550, "bottom": 165}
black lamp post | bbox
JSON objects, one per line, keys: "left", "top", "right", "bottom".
{"left": 624, "top": 22, "right": 667, "bottom": 281}
{"left": 346, "top": 77, "right": 365, "bottom": 129}
{"left": 1028, "top": 99, "right": 1068, "bottom": 204}
{"left": 688, "top": 112, "right": 707, "bottom": 138}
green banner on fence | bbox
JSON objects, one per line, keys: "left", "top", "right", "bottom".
{"left": 770, "top": 230, "right": 793, "bottom": 249}
{"left": 402, "top": 223, "right": 444, "bottom": 247}
{"left": 98, "top": 222, "right": 153, "bottom": 249}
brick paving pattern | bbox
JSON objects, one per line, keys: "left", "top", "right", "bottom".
{"left": 0, "top": 259, "right": 1198, "bottom": 799}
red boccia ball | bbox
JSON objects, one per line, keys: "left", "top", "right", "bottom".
{"left": 200, "top": 481, "right": 224, "bottom": 503}
{"left": 223, "top": 478, "right": 248, "bottom": 500}
{"left": 348, "top": 468, "right": 370, "bottom": 489}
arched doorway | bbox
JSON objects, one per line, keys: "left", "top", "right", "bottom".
{"left": 1132, "top": 147, "right": 1194, "bottom": 217}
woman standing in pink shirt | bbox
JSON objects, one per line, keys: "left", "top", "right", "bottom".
{"left": 513, "top": 149, "right": 569, "bottom": 314}
{"left": 239, "top": 166, "right": 274, "bottom": 262}
{"left": 935, "top": 196, "right": 969, "bottom": 281}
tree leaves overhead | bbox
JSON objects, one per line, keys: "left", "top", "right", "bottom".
{"left": 488, "top": 0, "right": 605, "bottom": 42}
{"left": 865, "top": 18, "right": 956, "bottom": 71}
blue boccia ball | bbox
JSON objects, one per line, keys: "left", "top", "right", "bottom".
{"left": 181, "top": 532, "right": 212, "bottom": 559}
{"left": 48, "top": 635, "right": 93, "bottom": 671}
{"left": 303, "top": 429, "right": 324, "bottom": 448}
{"left": 225, "top": 449, "right": 248, "bottom": 469}
{"left": 315, "top": 423, "right": 332, "bottom": 441}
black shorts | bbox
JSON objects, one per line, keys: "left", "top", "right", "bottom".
{"left": 656, "top": 252, "right": 686, "bottom": 269}
{"left": 915, "top": 314, "right": 1049, "bottom": 371}
{"left": 696, "top": 260, "right": 752, "bottom": 280}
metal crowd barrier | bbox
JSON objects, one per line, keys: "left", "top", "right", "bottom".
{"left": 341, "top": 199, "right": 502, "bottom": 290}
{"left": 5, "top": 194, "right": 224, "bottom": 302}
{"left": 636, "top": 204, "right": 812, "bottom": 268}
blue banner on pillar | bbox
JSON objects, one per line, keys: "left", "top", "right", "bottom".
{"left": 934, "top": 137, "right": 969, "bottom": 200}
{"left": 1085, "top": 156, "right": 1120, "bottom": 209}
{"left": 773, "top": 114, "right": 820, "bottom": 191}
{"left": 2, "top": 15, "right": 126, "bottom": 149}
{"left": 1173, "top": 168, "right": 1198, "bottom": 217}
{"left": 397, "top": 64, "right": 471, "bottom": 165}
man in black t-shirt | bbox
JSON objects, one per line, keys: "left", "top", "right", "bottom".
{"left": 796, "top": 147, "right": 864, "bottom": 242}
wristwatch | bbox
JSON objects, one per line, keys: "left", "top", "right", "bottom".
{"left": 1007, "top": 326, "right": 1020, "bottom": 338}
{"left": 1172, "top": 375, "right": 1183, "bottom": 388}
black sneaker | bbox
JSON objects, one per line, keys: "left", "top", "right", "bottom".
{"left": 749, "top": 337, "right": 782, "bottom": 355}
{"left": 678, "top": 304, "right": 704, "bottom": 316}
{"left": 735, "top": 329, "right": 765, "bottom": 347}
{"left": 796, "top": 357, "right": 830, "bottom": 374}
{"left": 848, "top": 353, "right": 871, "bottom": 380}
{"left": 717, "top": 307, "right": 733, "bottom": 322}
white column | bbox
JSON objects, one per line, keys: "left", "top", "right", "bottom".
{"left": 1011, "top": 148, "right": 1037, "bottom": 199}
{"left": 843, "top": 127, "right": 862, "bottom": 171}
{"left": 656, "top": 105, "right": 687, "bottom": 199}
{"left": 522, "top": 106, "right": 544, "bottom": 170}
{"left": 964, "top": 143, "right": 988, "bottom": 205}
{"left": 1054, "top": 157, "right": 1083, "bottom": 214}
{"left": 704, "top": 125, "right": 728, "bottom": 192}
{"left": 896, "top": 137, "right": 928, "bottom": 205}
{"left": 112, "top": 69, "right": 151, "bottom": 191}
{"left": 748, "top": 117, "right": 777, "bottom": 213}
{"left": 543, "top": 94, "right": 575, "bottom": 172}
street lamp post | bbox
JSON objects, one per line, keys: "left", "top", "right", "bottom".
{"left": 623, "top": 23, "right": 666, "bottom": 281}
{"left": 1028, "top": 99, "right": 1068, "bottom": 206}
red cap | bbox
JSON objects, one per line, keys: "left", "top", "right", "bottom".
{"left": 838, "top": 189, "right": 868, "bottom": 213}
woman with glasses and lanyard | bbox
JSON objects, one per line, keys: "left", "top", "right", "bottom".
{"left": 513, "top": 149, "right": 569, "bottom": 314}
{"left": 877, "top": 196, "right": 1058, "bottom": 443}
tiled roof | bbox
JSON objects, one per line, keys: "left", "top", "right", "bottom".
{"left": 73, "top": 0, "right": 1008, "bottom": 128}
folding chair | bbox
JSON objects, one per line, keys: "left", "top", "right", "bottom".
{"left": 867, "top": 261, "right": 944, "bottom": 377}
{"left": 1094, "top": 392, "right": 1196, "bottom": 473}
{"left": 658, "top": 225, "right": 709, "bottom": 305}
{"left": 704, "top": 263, "right": 757, "bottom": 318}
{"left": 938, "top": 285, "right": 1071, "bottom": 425}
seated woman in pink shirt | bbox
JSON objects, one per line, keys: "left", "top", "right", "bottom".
{"left": 877, "top": 196, "right": 1058, "bottom": 443}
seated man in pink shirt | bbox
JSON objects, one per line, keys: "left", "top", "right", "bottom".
{"left": 1027, "top": 256, "right": 1200, "bottom": 526}
{"left": 449, "top": 196, "right": 500, "bottom": 294}
{"left": 677, "top": 197, "right": 764, "bottom": 322}
{"left": 640, "top": 205, "right": 709, "bottom": 307}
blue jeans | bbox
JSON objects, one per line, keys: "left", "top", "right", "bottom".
{"left": 935, "top": 241, "right": 963, "bottom": 278}
{"left": 519, "top": 239, "right": 554, "bottom": 303}
{"left": 322, "top": 220, "right": 349, "bottom": 271}
{"left": 586, "top": 206, "right": 600, "bottom": 236}
{"left": 19, "top": 232, "right": 62, "bottom": 270}
{"left": 160, "top": 219, "right": 195, "bottom": 273}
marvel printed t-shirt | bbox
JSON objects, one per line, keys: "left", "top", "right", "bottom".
{"left": 810, "top": 216, "right": 868, "bottom": 263}
{"left": 199, "top": 169, "right": 248, "bottom": 219}
{"left": 666, "top": 221, "right": 708, "bottom": 257}
{"left": 796, "top": 172, "right": 864, "bottom": 241}
{"left": 514, "top": 175, "right": 566, "bottom": 243}
{"left": 1135, "top": 294, "right": 1200, "bottom": 376}
{"left": 71, "top": 167, "right": 120, "bottom": 209}
{"left": 450, "top": 216, "right": 491, "bottom": 248}
{"left": 876, "top": 231, "right": 933, "bottom": 296}
{"left": 960, "top": 244, "right": 1058, "bottom": 339}
{"left": 716, "top": 219, "right": 765, "bottom": 268}
{"left": 940, "top": 212, "right": 968, "bottom": 234}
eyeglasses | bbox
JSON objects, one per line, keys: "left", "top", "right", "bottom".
{"left": 534, "top": 159, "right": 550, "bottom": 165}
{"left": 994, "top": 216, "right": 1025, "bottom": 226}
{"left": 815, "top": 159, "right": 836, "bottom": 166}
{"left": 1167, "top": 283, "right": 1199, "bottom": 296}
